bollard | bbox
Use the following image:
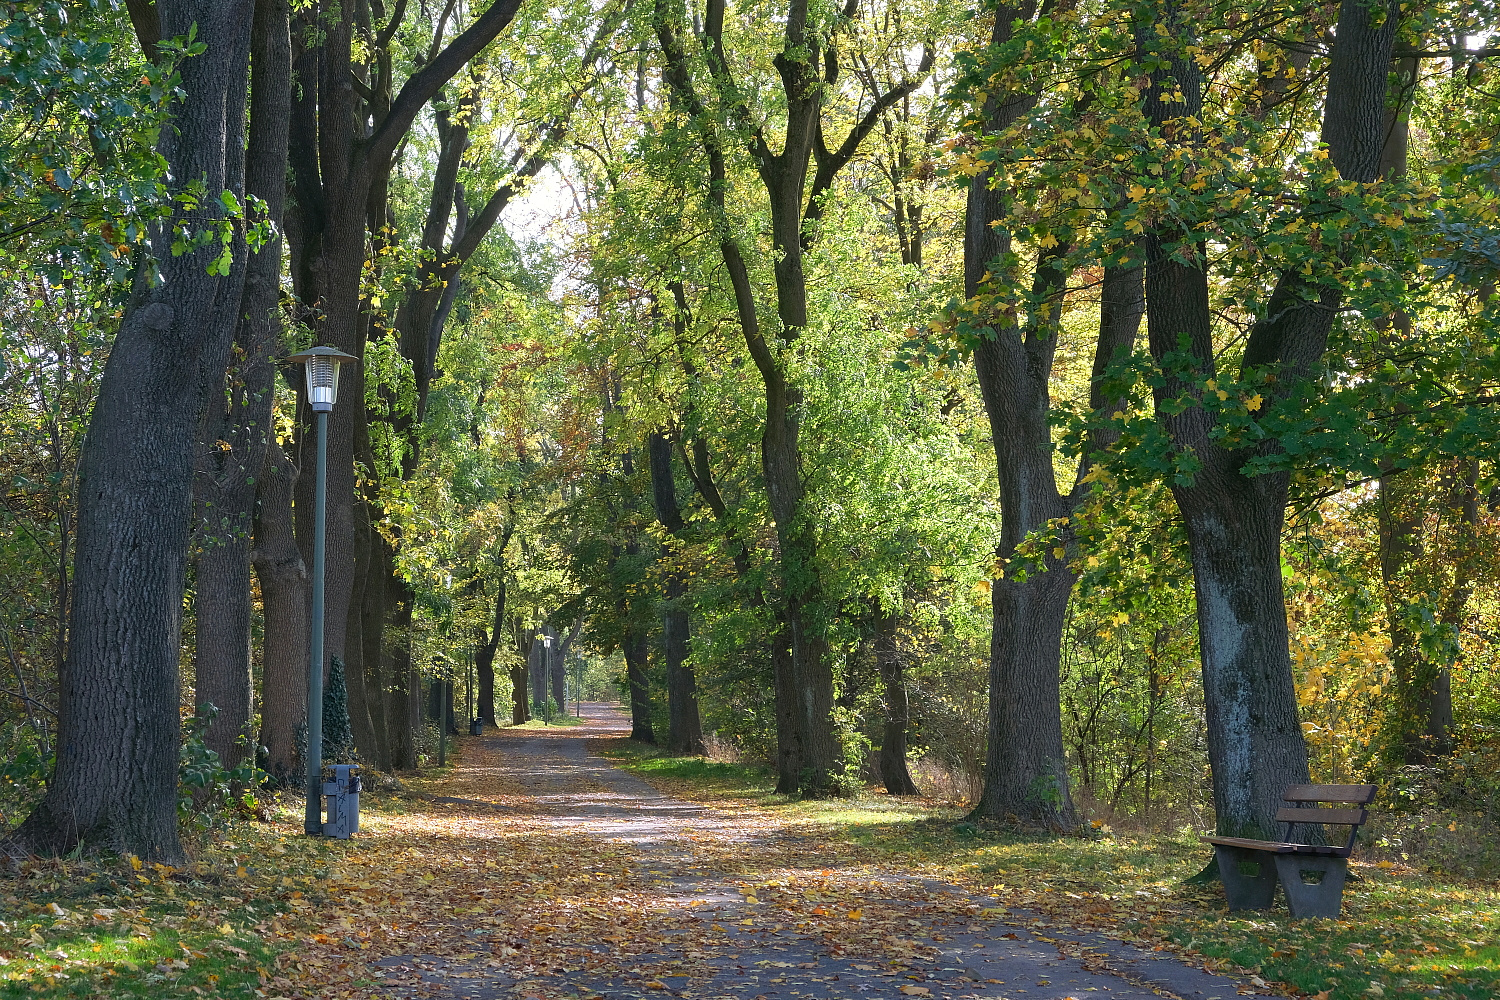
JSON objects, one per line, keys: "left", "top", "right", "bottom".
{"left": 321, "top": 764, "right": 361, "bottom": 839}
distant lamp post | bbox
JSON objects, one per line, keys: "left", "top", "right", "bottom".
{"left": 284, "top": 346, "right": 357, "bottom": 837}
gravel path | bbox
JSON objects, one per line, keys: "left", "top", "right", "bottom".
{"left": 373, "top": 704, "right": 1270, "bottom": 1000}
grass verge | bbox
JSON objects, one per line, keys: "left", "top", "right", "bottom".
{"left": 0, "top": 782, "right": 430, "bottom": 1000}
{"left": 604, "top": 740, "right": 1500, "bottom": 1000}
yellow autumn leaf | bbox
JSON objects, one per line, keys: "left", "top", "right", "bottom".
{"left": 1246, "top": 393, "right": 1263, "bottom": 411}
{"left": 1127, "top": 183, "right": 1147, "bottom": 201}
{"left": 1037, "top": 233, "right": 1059, "bottom": 248}
{"left": 1052, "top": 547, "right": 1066, "bottom": 559}
{"left": 900, "top": 987, "right": 931, "bottom": 996}
{"left": 1216, "top": 389, "right": 1228, "bottom": 400}
{"left": 846, "top": 908, "right": 863, "bottom": 920}
{"left": 129, "top": 855, "right": 143, "bottom": 872}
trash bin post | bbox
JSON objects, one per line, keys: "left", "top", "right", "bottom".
{"left": 470, "top": 718, "right": 482, "bottom": 736}
{"left": 321, "top": 764, "right": 361, "bottom": 839}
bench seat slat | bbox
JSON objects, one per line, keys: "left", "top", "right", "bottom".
{"left": 1200, "top": 835, "right": 1353, "bottom": 857}
{"left": 1275, "top": 807, "right": 1367, "bottom": 826}
{"left": 1282, "top": 783, "right": 1377, "bottom": 804}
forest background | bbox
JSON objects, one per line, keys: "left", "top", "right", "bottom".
{"left": 0, "top": 0, "right": 1497, "bottom": 875}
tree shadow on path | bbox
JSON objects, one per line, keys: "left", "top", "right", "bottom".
{"left": 348, "top": 704, "right": 1275, "bottom": 1000}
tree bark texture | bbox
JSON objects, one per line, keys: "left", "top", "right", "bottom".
{"left": 252, "top": 442, "right": 307, "bottom": 787}
{"left": 510, "top": 615, "right": 530, "bottom": 724}
{"left": 476, "top": 569, "right": 507, "bottom": 727}
{"left": 875, "top": 611, "right": 919, "bottom": 796}
{"left": 961, "top": 4, "right": 1144, "bottom": 829}
{"left": 192, "top": 0, "right": 292, "bottom": 777}
{"left": 624, "top": 626, "right": 655, "bottom": 743}
{"left": 5, "top": 0, "right": 257, "bottom": 860}
{"left": 648, "top": 432, "right": 704, "bottom": 754}
{"left": 1138, "top": 0, "right": 1397, "bottom": 837}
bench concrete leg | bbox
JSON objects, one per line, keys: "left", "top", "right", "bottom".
{"left": 1213, "top": 845, "right": 1278, "bottom": 911}
{"left": 1273, "top": 855, "right": 1348, "bottom": 919}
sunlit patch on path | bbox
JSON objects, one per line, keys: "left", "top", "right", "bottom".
{"left": 304, "top": 705, "right": 1274, "bottom": 1000}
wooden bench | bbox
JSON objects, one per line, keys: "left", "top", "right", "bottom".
{"left": 1200, "top": 784, "right": 1377, "bottom": 919}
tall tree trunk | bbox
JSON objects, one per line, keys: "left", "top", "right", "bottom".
{"left": 341, "top": 477, "right": 383, "bottom": 767}
{"left": 384, "top": 567, "right": 417, "bottom": 768}
{"left": 253, "top": 442, "right": 307, "bottom": 788}
{"left": 1138, "top": 0, "right": 1397, "bottom": 837}
{"left": 5, "top": 0, "right": 256, "bottom": 860}
{"left": 510, "top": 614, "right": 530, "bottom": 723}
{"left": 960, "top": 6, "right": 1145, "bottom": 829}
{"left": 192, "top": 0, "right": 291, "bottom": 777}
{"left": 283, "top": 1, "right": 526, "bottom": 743}
{"left": 653, "top": 0, "right": 930, "bottom": 794}
{"left": 624, "top": 626, "right": 654, "bottom": 743}
{"left": 193, "top": 543, "right": 254, "bottom": 772}
{"left": 476, "top": 574, "right": 506, "bottom": 727}
{"left": 648, "top": 432, "right": 703, "bottom": 754}
{"left": 875, "top": 611, "right": 919, "bottom": 796}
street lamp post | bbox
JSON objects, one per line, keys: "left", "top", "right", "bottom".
{"left": 285, "top": 346, "right": 357, "bottom": 837}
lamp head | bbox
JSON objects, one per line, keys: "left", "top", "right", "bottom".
{"left": 284, "top": 346, "right": 358, "bottom": 412}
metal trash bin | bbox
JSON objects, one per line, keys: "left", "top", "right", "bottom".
{"left": 321, "top": 764, "right": 361, "bottom": 839}
{"left": 470, "top": 718, "right": 483, "bottom": 736}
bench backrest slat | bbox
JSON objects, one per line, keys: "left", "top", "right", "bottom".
{"left": 1283, "top": 784, "right": 1377, "bottom": 804}
{"left": 1275, "top": 807, "right": 1367, "bottom": 827}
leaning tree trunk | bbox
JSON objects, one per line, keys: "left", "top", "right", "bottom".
{"left": 5, "top": 0, "right": 256, "bottom": 860}
{"left": 253, "top": 441, "right": 308, "bottom": 788}
{"left": 875, "top": 611, "right": 919, "bottom": 796}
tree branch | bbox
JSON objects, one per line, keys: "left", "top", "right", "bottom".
{"left": 803, "top": 43, "right": 934, "bottom": 245}
{"left": 366, "top": 0, "right": 524, "bottom": 170}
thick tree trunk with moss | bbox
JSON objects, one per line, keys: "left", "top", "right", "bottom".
{"left": 1138, "top": 0, "right": 1396, "bottom": 838}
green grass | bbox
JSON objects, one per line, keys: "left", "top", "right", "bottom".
{"left": 511, "top": 714, "right": 588, "bottom": 728}
{"left": 601, "top": 744, "right": 773, "bottom": 795}
{"left": 609, "top": 744, "right": 1500, "bottom": 1000}
{"left": 0, "top": 803, "right": 346, "bottom": 999}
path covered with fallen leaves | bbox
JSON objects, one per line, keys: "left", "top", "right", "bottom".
{"left": 295, "top": 705, "right": 1271, "bottom": 1000}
